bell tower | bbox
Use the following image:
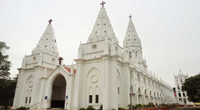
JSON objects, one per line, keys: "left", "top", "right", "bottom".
{"left": 123, "top": 16, "right": 146, "bottom": 70}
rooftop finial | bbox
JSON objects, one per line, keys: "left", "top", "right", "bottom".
{"left": 129, "top": 15, "right": 132, "bottom": 19}
{"left": 100, "top": 1, "right": 106, "bottom": 7}
{"left": 48, "top": 19, "right": 53, "bottom": 24}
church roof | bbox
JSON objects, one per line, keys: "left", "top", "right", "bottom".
{"left": 123, "top": 16, "right": 141, "bottom": 48}
{"left": 87, "top": 2, "right": 118, "bottom": 44}
{"left": 63, "top": 66, "right": 76, "bottom": 74}
{"left": 32, "top": 19, "right": 59, "bottom": 56}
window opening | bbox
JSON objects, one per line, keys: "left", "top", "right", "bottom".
{"left": 29, "top": 97, "right": 31, "bottom": 103}
{"left": 25, "top": 97, "right": 28, "bottom": 103}
{"left": 179, "top": 93, "right": 181, "bottom": 97}
{"left": 89, "top": 95, "right": 92, "bottom": 103}
{"left": 96, "top": 95, "right": 99, "bottom": 103}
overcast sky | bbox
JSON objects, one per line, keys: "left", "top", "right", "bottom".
{"left": 0, "top": 0, "right": 200, "bottom": 86}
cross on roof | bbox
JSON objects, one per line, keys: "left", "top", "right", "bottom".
{"left": 100, "top": 1, "right": 106, "bottom": 7}
{"left": 48, "top": 19, "right": 53, "bottom": 24}
{"left": 58, "top": 57, "right": 63, "bottom": 65}
{"left": 129, "top": 15, "right": 132, "bottom": 19}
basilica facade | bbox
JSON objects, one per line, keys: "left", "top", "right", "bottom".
{"left": 13, "top": 2, "right": 175, "bottom": 110}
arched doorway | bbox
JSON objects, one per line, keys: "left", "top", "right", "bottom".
{"left": 51, "top": 74, "right": 66, "bottom": 108}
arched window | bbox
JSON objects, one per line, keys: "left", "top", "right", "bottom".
{"left": 129, "top": 52, "right": 132, "bottom": 58}
{"left": 179, "top": 93, "right": 181, "bottom": 97}
{"left": 137, "top": 74, "right": 140, "bottom": 82}
{"left": 95, "top": 86, "right": 99, "bottom": 103}
{"left": 25, "top": 90, "right": 29, "bottom": 104}
{"left": 183, "top": 93, "right": 186, "bottom": 97}
{"left": 135, "top": 51, "right": 137, "bottom": 57}
{"left": 89, "top": 87, "right": 93, "bottom": 103}
{"left": 29, "top": 90, "right": 32, "bottom": 103}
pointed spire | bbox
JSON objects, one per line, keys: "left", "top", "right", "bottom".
{"left": 87, "top": 2, "right": 118, "bottom": 44}
{"left": 123, "top": 15, "right": 141, "bottom": 48}
{"left": 32, "top": 19, "right": 59, "bottom": 56}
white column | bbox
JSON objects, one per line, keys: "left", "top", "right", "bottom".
{"left": 74, "top": 60, "right": 83, "bottom": 110}
{"left": 136, "top": 93, "right": 139, "bottom": 104}
{"left": 103, "top": 58, "right": 109, "bottom": 110}
{"left": 143, "top": 95, "right": 145, "bottom": 104}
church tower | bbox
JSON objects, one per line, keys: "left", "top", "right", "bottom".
{"left": 20, "top": 19, "right": 60, "bottom": 69}
{"left": 32, "top": 19, "right": 59, "bottom": 57}
{"left": 13, "top": 20, "right": 60, "bottom": 109}
{"left": 87, "top": 2, "right": 118, "bottom": 44}
{"left": 75, "top": 2, "right": 124, "bottom": 110}
{"left": 123, "top": 16, "right": 147, "bottom": 71}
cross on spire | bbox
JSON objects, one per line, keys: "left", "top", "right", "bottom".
{"left": 48, "top": 19, "right": 53, "bottom": 24}
{"left": 58, "top": 57, "right": 63, "bottom": 65}
{"left": 129, "top": 15, "right": 132, "bottom": 19}
{"left": 100, "top": 1, "right": 106, "bottom": 7}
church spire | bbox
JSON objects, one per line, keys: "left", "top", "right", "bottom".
{"left": 87, "top": 1, "right": 118, "bottom": 44}
{"left": 123, "top": 15, "right": 141, "bottom": 48}
{"left": 32, "top": 19, "right": 59, "bottom": 56}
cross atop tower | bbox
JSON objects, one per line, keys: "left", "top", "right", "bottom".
{"left": 100, "top": 1, "right": 106, "bottom": 7}
{"left": 58, "top": 57, "right": 63, "bottom": 65}
{"left": 48, "top": 19, "right": 53, "bottom": 24}
{"left": 129, "top": 15, "right": 132, "bottom": 19}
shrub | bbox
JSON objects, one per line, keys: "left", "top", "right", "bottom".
{"left": 148, "top": 102, "right": 155, "bottom": 107}
{"left": 127, "top": 104, "right": 131, "bottom": 109}
{"left": 159, "top": 103, "right": 168, "bottom": 107}
{"left": 127, "top": 104, "right": 136, "bottom": 109}
{"left": 118, "top": 107, "right": 125, "bottom": 110}
{"left": 80, "top": 108, "right": 86, "bottom": 110}
{"left": 16, "top": 106, "right": 29, "bottom": 110}
{"left": 86, "top": 105, "right": 95, "bottom": 110}
{"left": 100, "top": 105, "right": 103, "bottom": 110}
{"left": 135, "top": 104, "right": 142, "bottom": 108}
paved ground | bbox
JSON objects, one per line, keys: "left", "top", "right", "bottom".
{"left": 170, "top": 107, "right": 200, "bottom": 110}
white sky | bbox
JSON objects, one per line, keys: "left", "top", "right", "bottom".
{"left": 0, "top": 0, "right": 200, "bottom": 86}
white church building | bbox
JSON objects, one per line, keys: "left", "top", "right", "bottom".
{"left": 13, "top": 2, "right": 175, "bottom": 110}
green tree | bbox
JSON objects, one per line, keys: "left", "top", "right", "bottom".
{"left": 182, "top": 74, "right": 200, "bottom": 102}
{"left": 0, "top": 41, "right": 11, "bottom": 79}
{"left": 0, "top": 79, "right": 17, "bottom": 110}
{"left": 0, "top": 41, "right": 16, "bottom": 110}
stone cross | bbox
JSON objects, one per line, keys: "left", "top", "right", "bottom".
{"left": 100, "top": 1, "right": 106, "bottom": 7}
{"left": 48, "top": 19, "right": 53, "bottom": 24}
{"left": 58, "top": 57, "right": 63, "bottom": 65}
{"left": 129, "top": 15, "right": 132, "bottom": 19}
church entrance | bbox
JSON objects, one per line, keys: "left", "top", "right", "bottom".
{"left": 51, "top": 74, "right": 66, "bottom": 108}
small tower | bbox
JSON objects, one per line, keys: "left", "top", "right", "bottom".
{"left": 174, "top": 70, "right": 194, "bottom": 106}
{"left": 21, "top": 19, "right": 59, "bottom": 69}
{"left": 123, "top": 15, "right": 144, "bottom": 68}
{"left": 13, "top": 19, "right": 60, "bottom": 109}
{"left": 123, "top": 15, "right": 141, "bottom": 48}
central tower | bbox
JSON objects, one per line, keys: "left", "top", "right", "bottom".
{"left": 74, "top": 1, "right": 123, "bottom": 110}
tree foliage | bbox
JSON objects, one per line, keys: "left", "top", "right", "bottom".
{"left": 0, "top": 41, "right": 11, "bottom": 79}
{"left": 182, "top": 74, "right": 200, "bottom": 102}
{"left": 0, "top": 79, "right": 17, "bottom": 109}
{"left": 0, "top": 41, "right": 16, "bottom": 110}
